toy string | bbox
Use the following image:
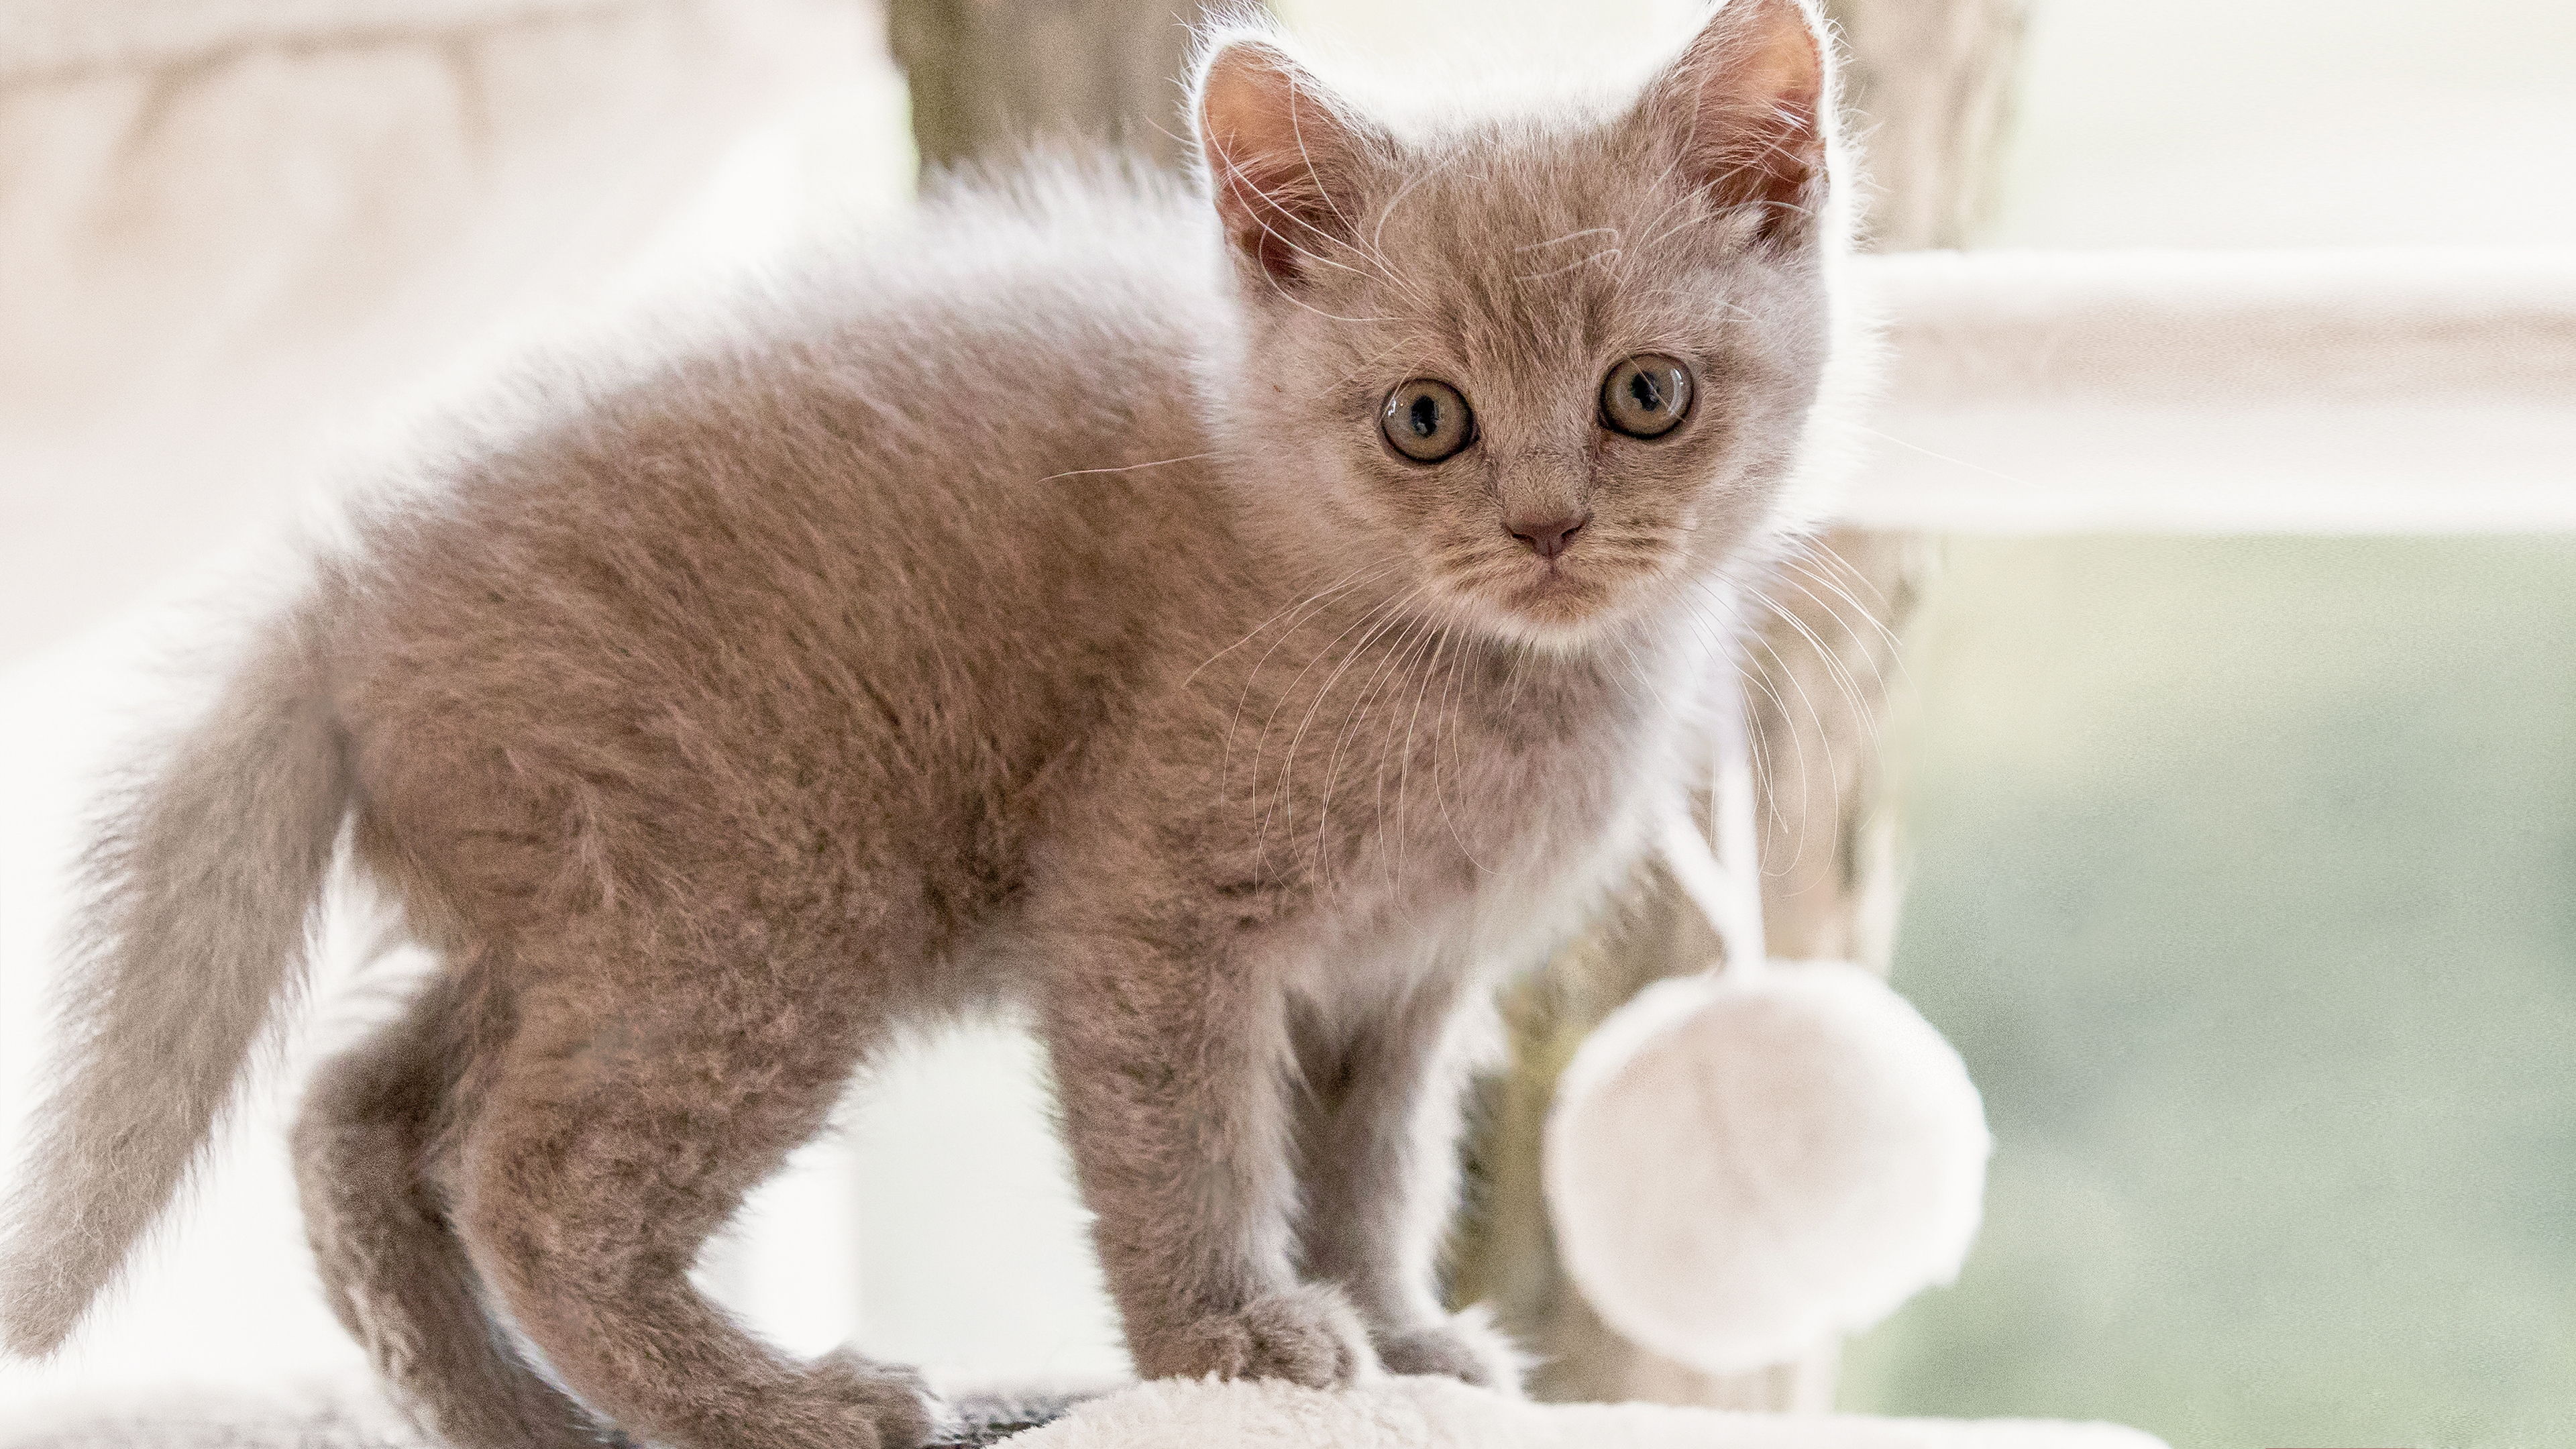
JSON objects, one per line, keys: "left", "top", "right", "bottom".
{"left": 1658, "top": 655, "right": 1768, "bottom": 975}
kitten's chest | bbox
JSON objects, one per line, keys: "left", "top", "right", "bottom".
{"left": 1279, "top": 635, "right": 1708, "bottom": 970}
{"left": 1270, "top": 718, "right": 1682, "bottom": 1014}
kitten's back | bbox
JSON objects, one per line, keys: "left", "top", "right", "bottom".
{"left": 331, "top": 166, "right": 1240, "bottom": 958}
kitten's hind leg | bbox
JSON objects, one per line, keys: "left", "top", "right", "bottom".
{"left": 451, "top": 930, "right": 932, "bottom": 1449}
{"left": 294, "top": 967, "right": 604, "bottom": 1449}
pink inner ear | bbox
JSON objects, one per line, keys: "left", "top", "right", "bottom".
{"left": 1197, "top": 44, "right": 1361, "bottom": 285}
{"left": 1663, "top": 0, "right": 1829, "bottom": 232}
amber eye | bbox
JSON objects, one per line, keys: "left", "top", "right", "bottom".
{"left": 1381, "top": 379, "right": 1475, "bottom": 464}
{"left": 1600, "top": 354, "right": 1694, "bottom": 439}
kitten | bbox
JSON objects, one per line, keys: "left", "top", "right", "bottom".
{"left": 0, "top": 3, "right": 1854, "bottom": 1447}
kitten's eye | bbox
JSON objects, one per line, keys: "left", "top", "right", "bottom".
{"left": 1600, "top": 354, "right": 1694, "bottom": 439}
{"left": 1381, "top": 379, "right": 1474, "bottom": 464}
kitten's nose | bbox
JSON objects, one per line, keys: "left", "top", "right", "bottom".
{"left": 1507, "top": 511, "right": 1590, "bottom": 559}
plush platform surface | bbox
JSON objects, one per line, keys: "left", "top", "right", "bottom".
{"left": 1012, "top": 1376, "right": 2166, "bottom": 1449}
{"left": 0, "top": 1376, "right": 2165, "bottom": 1449}
{"left": 0, "top": 1381, "right": 1077, "bottom": 1449}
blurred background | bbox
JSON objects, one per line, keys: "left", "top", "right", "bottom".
{"left": 1837, "top": 3, "right": 2576, "bottom": 1444}
{"left": 1, "top": 1, "right": 2571, "bottom": 1446}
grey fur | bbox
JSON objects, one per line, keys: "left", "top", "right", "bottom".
{"left": 0, "top": 5, "right": 1857, "bottom": 1448}
{"left": 0, "top": 614, "right": 345, "bottom": 1357}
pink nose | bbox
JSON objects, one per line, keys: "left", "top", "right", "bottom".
{"left": 1507, "top": 511, "right": 1589, "bottom": 559}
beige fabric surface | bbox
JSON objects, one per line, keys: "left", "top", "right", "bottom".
{"left": 0, "top": 1374, "right": 2171, "bottom": 1449}
{"left": 0, "top": 0, "right": 641, "bottom": 78}
{"left": 1013, "top": 1377, "right": 2169, "bottom": 1449}
{"left": 0, "top": 0, "right": 878, "bottom": 661}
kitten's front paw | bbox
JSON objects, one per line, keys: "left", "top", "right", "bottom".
{"left": 1375, "top": 1305, "right": 1525, "bottom": 1393}
{"left": 1163, "top": 1283, "right": 1377, "bottom": 1389}
{"left": 812, "top": 1348, "right": 938, "bottom": 1448}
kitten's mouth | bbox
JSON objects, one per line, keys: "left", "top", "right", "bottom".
{"left": 1437, "top": 545, "right": 1646, "bottom": 646}
{"left": 1519, "top": 562, "right": 1576, "bottom": 594}
{"left": 1499, "top": 559, "right": 1615, "bottom": 622}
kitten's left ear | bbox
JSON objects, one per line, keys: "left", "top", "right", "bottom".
{"left": 1193, "top": 37, "right": 1379, "bottom": 288}
{"left": 1638, "top": 0, "right": 1832, "bottom": 244}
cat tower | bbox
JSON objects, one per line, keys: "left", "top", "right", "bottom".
{"left": 1, "top": 1376, "right": 2162, "bottom": 1449}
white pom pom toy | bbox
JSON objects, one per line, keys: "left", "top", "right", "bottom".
{"left": 1544, "top": 672, "right": 1991, "bottom": 1374}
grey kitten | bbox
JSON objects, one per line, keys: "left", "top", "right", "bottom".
{"left": 0, "top": 4, "right": 1855, "bottom": 1447}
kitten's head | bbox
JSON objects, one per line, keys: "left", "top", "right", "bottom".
{"left": 1191, "top": 0, "right": 1845, "bottom": 651}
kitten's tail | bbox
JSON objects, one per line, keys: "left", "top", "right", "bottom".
{"left": 0, "top": 607, "right": 347, "bottom": 1356}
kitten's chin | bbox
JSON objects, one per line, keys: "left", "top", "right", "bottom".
{"left": 1450, "top": 566, "right": 1648, "bottom": 654}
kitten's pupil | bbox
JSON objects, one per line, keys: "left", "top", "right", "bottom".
{"left": 1627, "top": 374, "right": 1664, "bottom": 413}
{"left": 1409, "top": 395, "right": 1440, "bottom": 438}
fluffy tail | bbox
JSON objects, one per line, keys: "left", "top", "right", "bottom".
{"left": 0, "top": 609, "right": 347, "bottom": 1355}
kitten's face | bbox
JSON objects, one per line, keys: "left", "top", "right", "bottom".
{"left": 1234, "top": 140, "right": 1828, "bottom": 649}
{"left": 1198, "top": 1, "right": 1837, "bottom": 651}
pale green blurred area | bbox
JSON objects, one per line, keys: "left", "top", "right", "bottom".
{"left": 1827, "top": 0, "right": 2576, "bottom": 1440}
{"left": 1840, "top": 539, "right": 2576, "bottom": 1445}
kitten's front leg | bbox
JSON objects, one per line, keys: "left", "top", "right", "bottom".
{"left": 1040, "top": 932, "right": 1377, "bottom": 1388}
{"left": 1292, "top": 977, "right": 1525, "bottom": 1391}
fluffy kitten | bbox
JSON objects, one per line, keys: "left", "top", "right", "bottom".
{"left": 0, "top": 3, "right": 1854, "bottom": 1447}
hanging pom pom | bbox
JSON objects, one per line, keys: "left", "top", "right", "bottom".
{"left": 1543, "top": 957, "right": 1991, "bottom": 1373}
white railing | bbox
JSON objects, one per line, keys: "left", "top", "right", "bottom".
{"left": 1845, "top": 248, "right": 2576, "bottom": 532}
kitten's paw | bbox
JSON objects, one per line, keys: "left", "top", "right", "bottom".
{"left": 1164, "top": 1283, "right": 1377, "bottom": 1389}
{"left": 812, "top": 1348, "right": 938, "bottom": 1448}
{"left": 1374, "top": 1305, "right": 1526, "bottom": 1393}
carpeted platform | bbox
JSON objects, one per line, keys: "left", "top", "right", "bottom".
{"left": 0, "top": 1375, "right": 2165, "bottom": 1449}
{"left": 0, "top": 1379, "right": 1086, "bottom": 1449}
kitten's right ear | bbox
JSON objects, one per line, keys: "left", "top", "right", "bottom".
{"left": 1639, "top": 0, "right": 1833, "bottom": 246}
{"left": 1193, "top": 38, "right": 1375, "bottom": 288}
